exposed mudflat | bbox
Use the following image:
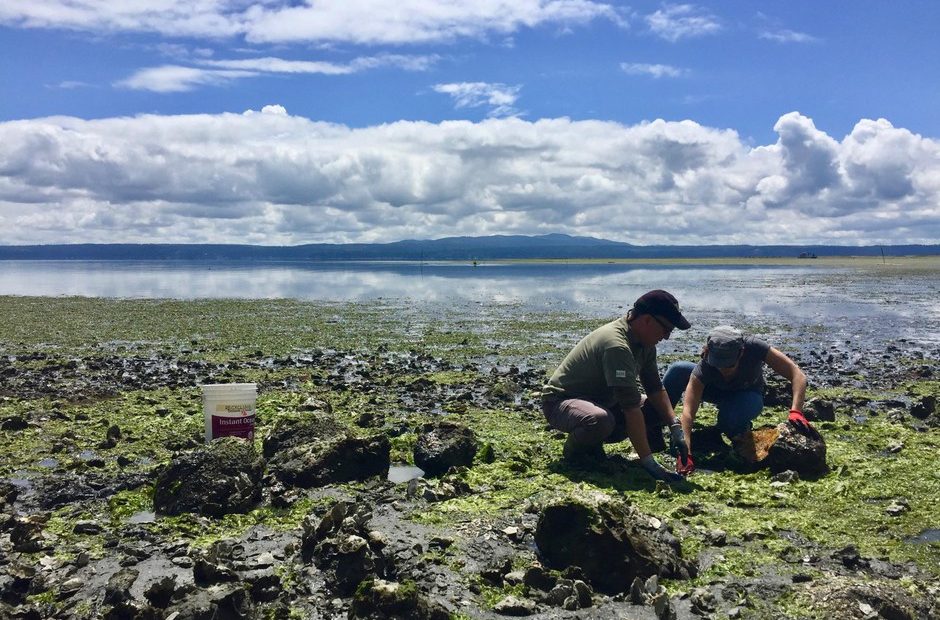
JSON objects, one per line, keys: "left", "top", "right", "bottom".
{"left": 0, "top": 293, "right": 938, "bottom": 619}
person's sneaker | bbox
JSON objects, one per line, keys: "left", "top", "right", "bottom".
{"left": 562, "top": 435, "right": 606, "bottom": 464}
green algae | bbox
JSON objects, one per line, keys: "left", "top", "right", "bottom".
{"left": 1, "top": 293, "right": 938, "bottom": 605}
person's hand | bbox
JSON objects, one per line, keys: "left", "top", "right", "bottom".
{"left": 788, "top": 409, "right": 821, "bottom": 439}
{"left": 676, "top": 454, "right": 695, "bottom": 476}
{"left": 641, "top": 456, "right": 684, "bottom": 483}
{"left": 668, "top": 423, "right": 689, "bottom": 459}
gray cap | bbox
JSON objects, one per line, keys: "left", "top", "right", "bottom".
{"left": 706, "top": 325, "right": 744, "bottom": 368}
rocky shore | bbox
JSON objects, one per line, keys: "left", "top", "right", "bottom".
{"left": 0, "top": 296, "right": 938, "bottom": 619}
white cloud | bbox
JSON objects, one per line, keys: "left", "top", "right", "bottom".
{"left": 646, "top": 4, "right": 720, "bottom": 42}
{"left": 115, "top": 65, "right": 256, "bottom": 92}
{"left": 0, "top": 0, "right": 244, "bottom": 37}
{"left": 244, "top": 0, "right": 623, "bottom": 45}
{"left": 0, "top": 111, "right": 938, "bottom": 245}
{"left": 0, "top": 0, "right": 622, "bottom": 44}
{"left": 205, "top": 53, "right": 437, "bottom": 74}
{"left": 53, "top": 80, "right": 91, "bottom": 89}
{"left": 433, "top": 82, "right": 522, "bottom": 117}
{"left": 759, "top": 29, "right": 818, "bottom": 44}
{"left": 119, "top": 53, "right": 439, "bottom": 92}
{"left": 620, "top": 62, "right": 685, "bottom": 78}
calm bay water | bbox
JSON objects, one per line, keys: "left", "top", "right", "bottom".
{"left": 1, "top": 259, "right": 938, "bottom": 346}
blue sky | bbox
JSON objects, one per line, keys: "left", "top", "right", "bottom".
{"left": 1, "top": 1, "right": 938, "bottom": 246}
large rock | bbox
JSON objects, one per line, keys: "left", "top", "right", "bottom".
{"left": 349, "top": 579, "right": 450, "bottom": 620}
{"left": 153, "top": 437, "right": 264, "bottom": 517}
{"left": 763, "top": 376, "right": 791, "bottom": 408}
{"left": 910, "top": 394, "right": 936, "bottom": 420}
{"left": 805, "top": 398, "right": 836, "bottom": 422}
{"left": 534, "top": 493, "right": 694, "bottom": 595}
{"left": 0, "top": 481, "right": 18, "bottom": 507}
{"left": 301, "top": 501, "right": 389, "bottom": 596}
{"left": 813, "top": 581, "right": 937, "bottom": 620}
{"left": 732, "top": 423, "right": 828, "bottom": 479}
{"left": 413, "top": 421, "right": 477, "bottom": 477}
{"left": 264, "top": 413, "right": 390, "bottom": 487}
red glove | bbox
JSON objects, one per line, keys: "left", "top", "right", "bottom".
{"left": 676, "top": 454, "right": 695, "bottom": 476}
{"left": 788, "top": 409, "right": 821, "bottom": 439}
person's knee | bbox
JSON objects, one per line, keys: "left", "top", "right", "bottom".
{"left": 718, "top": 418, "right": 751, "bottom": 438}
{"left": 662, "top": 361, "right": 695, "bottom": 403}
{"left": 717, "top": 392, "right": 763, "bottom": 437}
{"left": 573, "top": 414, "right": 615, "bottom": 444}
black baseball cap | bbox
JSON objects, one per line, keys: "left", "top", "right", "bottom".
{"left": 632, "top": 290, "right": 691, "bottom": 330}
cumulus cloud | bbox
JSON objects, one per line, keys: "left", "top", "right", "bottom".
{"left": 646, "top": 4, "right": 720, "bottom": 42}
{"left": 0, "top": 0, "right": 622, "bottom": 44}
{"left": 0, "top": 110, "right": 938, "bottom": 245}
{"left": 620, "top": 62, "right": 685, "bottom": 78}
{"left": 433, "top": 82, "right": 522, "bottom": 117}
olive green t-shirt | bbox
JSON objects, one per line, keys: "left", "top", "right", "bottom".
{"left": 542, "top": 316, "right": 663, "bottom": 408}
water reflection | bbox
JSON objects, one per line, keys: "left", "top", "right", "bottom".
{"left": 128, "top": 511, "right": 156, "bottom": 524}
{"left": 387, "top": 465, "right": 424, "bottom": 483}
{"left": 0, "top": 260, "right": 937, "bottom": 344}
{"left": 0, "top": 259, "right": 848, "bottom": 309}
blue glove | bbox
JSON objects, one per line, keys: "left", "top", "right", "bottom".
{"left": 669, "top": 423, "right": 689, "bottom": 460}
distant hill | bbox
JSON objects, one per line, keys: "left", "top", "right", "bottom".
{"left": 0, "top": 234, "right": 937, "bottom": 260}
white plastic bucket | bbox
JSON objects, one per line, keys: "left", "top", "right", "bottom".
{"left": 201, "top": 383, "right": 257, "bottom": 442}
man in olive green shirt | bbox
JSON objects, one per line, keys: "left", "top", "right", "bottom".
{"left": 542, "top": 290, "right": 691, "bottom": 482}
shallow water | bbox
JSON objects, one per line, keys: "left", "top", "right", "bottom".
{"left": 128, "top": 511, "right": 156, "bottom": 524}
{"left": 908, "top": 529, "right": 940, "bottom": 544}
{"left": 1, "top": 260, "right": 938, "bottom": 348}
{"left": 387, "top": 465, "right": 424, "bottom": 483}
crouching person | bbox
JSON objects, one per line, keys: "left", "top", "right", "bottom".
{"left": 541, "top": 290, "right": 692, "bottom": 483}
{"left": 660, "top": 325, "right": 819, "bottom": 476}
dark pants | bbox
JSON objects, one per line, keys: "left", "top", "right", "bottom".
{"left": 661, "top": 361, "right": 764, "bottom": 438}
{"left": 542, "top": 397, "right": 620, "bottom": 447}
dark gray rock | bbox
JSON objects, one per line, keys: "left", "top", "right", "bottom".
{"left": 144, "top": 576, "right": 178, "bottom": 608}
{"left": 534, "top": 494, "right": 694, "bottom": 595}
{"left": 153, "top": 437, "right": 264, "bottom": 518}
{"left": 0, "top": 564, "right": 39, "bottom": 606}
{"left": 163, "top": 583, "right": 252, "bottom": 620}
{"left": 264, "top": 413, "right": 390, "bottom": 487}
{"left": 349, "top": 578, "right": 450, "bottom": 620}
{"left": 492, "top": 595, "right": 537, "bottom": 616}
{"left": 806, "top": 398, "right": 836, "bottom": 422}
{"left": 10, "top": 516, "right": 48, "bottom": 553}
{"left": 301, "top": 502, "right": 389, "bottom": 596}
{"left": 814, "top": 582, "right": 934, "bottom": 620}
{"left": 732, "top": 423, "right": 828, "bottom": 479}
{"left": 0, "top": 481, "right": 18, "bottom": 507}
{"left": 0, "top": 415, "right": 29, "bottom": 431}
{"left": 413, "top": 421, "right": 477, "bottom": 477}
{"left": 763, "top": 376, "right": 791, "bottom": 408}
{"left": 102, "top": 567, "right": 138, "bottom": 607}
{"left": 910, "top": 395, "right": 936, "bottom": 420}
{"left": 262, "top": 411, "right": 346, "bottom": 457}
{"left": 767, "top": 423, "right": 828, "bottom": 479}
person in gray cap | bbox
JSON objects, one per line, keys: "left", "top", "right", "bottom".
{"left": 541, "top": 290, "right": 692, "bottom": 482}
{"left": 661, "top": 325, "right": 817, "bottom": 476}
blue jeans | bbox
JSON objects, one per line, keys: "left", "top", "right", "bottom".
{"left": 662, "top": 361, "right": 764, "bottom": 438}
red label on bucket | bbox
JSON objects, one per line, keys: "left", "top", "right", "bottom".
{"left": 211, "top": 413, "right": 255, "bottom": 440}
